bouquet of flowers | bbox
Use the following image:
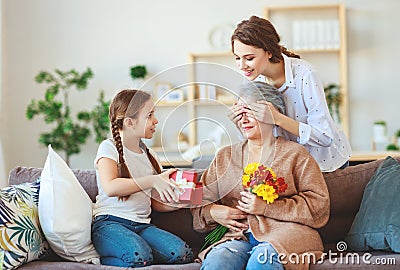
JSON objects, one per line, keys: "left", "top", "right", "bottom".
{"left": 201, "top": 163, "right": 288, "bottom": 251}
{"left": 242, "top": 162, "right": 287, "bottom": 203}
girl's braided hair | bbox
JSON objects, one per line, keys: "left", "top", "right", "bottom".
{"left": 109, "top": 89, "right": 161, "bottom": 200}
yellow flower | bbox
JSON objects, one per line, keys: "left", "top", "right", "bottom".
{"left": 244, "top": 163, "right": 261, "bottom": 175}
{"left": 253, "top": 184, "right": 278, "bottom": 204}
{"left": 242, "top": 174, "right": 250, "bottom": 186}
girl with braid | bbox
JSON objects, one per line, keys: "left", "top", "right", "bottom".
{"left": 91, "top": 89, "right": 193, "bottom": 267}
{"left": 229, "top": 15, "right": 352, "bottom": 172}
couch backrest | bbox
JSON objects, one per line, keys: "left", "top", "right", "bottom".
{"left": 8, "top": 167, "right": 98, "bottom": 202}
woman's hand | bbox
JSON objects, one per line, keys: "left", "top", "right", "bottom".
{"left": 210, "top": 204, "right": 248, "bottom": 232}
{"left": 152, "top": 169, "right": 183, "bottom": 203}
{"left": 242, "top": 101, "right": 277, "bottom": 125}
{"left": 228, "top": 101, "right": 279, "bottom": 127}
{"left": 227, "top": 102, "right": 243, "bottom": 127}
{"left": 237, "top": 191, "right": 266, "bottom": 216}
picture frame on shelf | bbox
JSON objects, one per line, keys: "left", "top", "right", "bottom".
{"left": 156, "top": 82, "right": 172, "bottom": 98}
{"left": 155, "top": 82, "right": 173, "bottom": 103}
{"left": 165, "top": 89, "right": 184, "bottom": 103}
{"left": 156, "top": 82, "right": 184, "bottom": 103}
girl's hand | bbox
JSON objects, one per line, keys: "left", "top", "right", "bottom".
{"left": 242, "top": 101, "right": 277, "bottom": 125}
{"left": 237, "top": 191, "right": 265, "bottom": 216}
{"left": 153, "top": 169, "right": 183, "bottom": 203}
{"left": 210, "top": 204, "right": 248, "bottom": 232}
{"left": 227, "top": 102, "right": 243, "bottom": 127}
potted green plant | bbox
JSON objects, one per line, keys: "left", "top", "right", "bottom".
{"left": 130, "top": 65, "right": 147, "bottom": 88}
{"left": 78, "top": 90, "right": 111, "bottom": 143}
{"left": 386, "top": 144, "right": 399, "bottom": 151}
{"left": 373, "top": 121, "right": 387, "bottom": 139}
{"left": 372, "top": 121, "right": 388, "bottom": 151}
{"left": 395, "top": 129, "right": 400, "bottom": 147}
{"left": 324, "top": 83, "right": 342, "bottom": 123}
{"left": 26, "top": 67, "right": 109, "bottom": 165}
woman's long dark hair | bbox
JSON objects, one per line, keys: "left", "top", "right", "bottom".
{"left": 231, "top": 15, "right": 300, "bottom": 63}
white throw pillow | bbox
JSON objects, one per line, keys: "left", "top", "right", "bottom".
{"left": 38, "top": 145, "right": 99, "bottom": 263}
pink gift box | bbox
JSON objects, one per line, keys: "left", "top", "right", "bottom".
{"left": 191, "top": 183, "right": 203, "bottom": 205}
{"left": 170, "top": 170, "right": 198, "bottom": 183}
{"left": 177, "top": 183, "right": 203, "bottom": 205}
{"left": 170, "top": 170, "right": 203, "bottom": 204}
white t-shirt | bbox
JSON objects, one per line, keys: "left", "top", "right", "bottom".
{"left": 92, "top": 139, "right": 161, "bottom": 223}
{"left": 258, "top": 54, "right": 352, "bottom": 172}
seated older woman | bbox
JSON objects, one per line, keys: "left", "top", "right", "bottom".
{"left": 191, "top": 81, "right": 330, "bottom": 270}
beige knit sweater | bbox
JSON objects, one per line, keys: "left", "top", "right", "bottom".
{"left": 191, "top": 137, "right": 330, "bottom": 269}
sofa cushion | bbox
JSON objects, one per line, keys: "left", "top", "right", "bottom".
{"left": 345, "top": 156, "right": 400, "bottom": 252}
{"left": 38, "top": 145, "right": 99, "bottom": 263}
{"left": 0, "top": 180, "right": 49, "bottom": 269}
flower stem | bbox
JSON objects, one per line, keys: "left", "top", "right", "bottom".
{"left": 200, "top": 225, "right": 228, "bottom": 251}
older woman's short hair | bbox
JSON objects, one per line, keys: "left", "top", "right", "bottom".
{"left": 237, "top": 81, "right": 286, "bottom": 114}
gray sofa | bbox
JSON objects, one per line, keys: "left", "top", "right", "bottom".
{"left": 8, "top": 156, "right": 400, "bottom": 269}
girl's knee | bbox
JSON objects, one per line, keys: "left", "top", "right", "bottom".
{"left": 130, "top": 250, "right": 154, "bottom": 267}
{"left": 168, "top": 242, "right": 193, "bottom": 264}
{"left": 94, "top": 232, "right": 154, "bottom": 267}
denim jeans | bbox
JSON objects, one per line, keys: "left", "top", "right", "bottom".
{"left": 91, "top": 215, "right": 193, "bottom": 268}
{"left": 201, "top": 232, "right": 283, "bottom": 270}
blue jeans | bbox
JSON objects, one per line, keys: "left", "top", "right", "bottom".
{"left": 91, "top": 215, "right": 193, "bottom": 267}
{"left": 201, "top": 232, "right": 283, "bottom": 270}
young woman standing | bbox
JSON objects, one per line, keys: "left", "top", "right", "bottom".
{"left": 229, "top": 15, "right": 351, "bottom": 172}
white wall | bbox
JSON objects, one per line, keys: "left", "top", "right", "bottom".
{"left": 2, "top": 0, "right": 400, "bottom": 184}
{"left": 0, "top": 0, "right": 6, "bottom": 187}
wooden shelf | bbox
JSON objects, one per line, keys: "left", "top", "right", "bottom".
{"left": 187, "top": 51, "right": 241, "bottom": 147}
{"left": 294, "top": 48, "right": 341, "bottom": 54}
{"left": 264, "top": 4, "right": 349, "bottom": 137}
{"left": 193, "top": 100, "right": 235, "bottom": 106}
{"left": 188, "top": 51, "right": 233, "bottom": 58}
{"left": 156, "top": 4, "right": 350, "bottom": 162}
{"left": 156, "top": 101, "right": 186, "bottom": 107}
{"left": 159, "top": 157, "right": 192, "bottom": 168}
{"left": 350, "top": 151, "right": 400, "bottom": 162}
{"left": 156, "top": 150, "right": 193, "bottom": 168}
{"left": 263, "top": 4, "right": 343, "bottom": 13}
